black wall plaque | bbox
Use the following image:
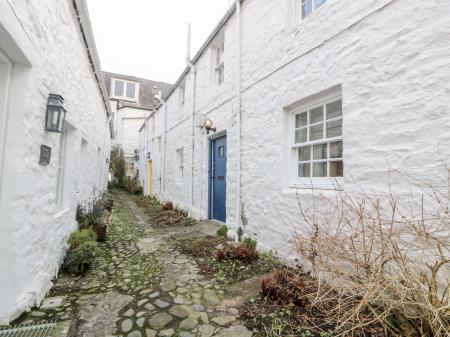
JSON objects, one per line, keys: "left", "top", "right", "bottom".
{"left": 39, "top": 145, "right": 52, "bottom": 165}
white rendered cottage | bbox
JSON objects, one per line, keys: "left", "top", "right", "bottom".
{"left": 0, "top": 0, "right": 113, "bottom": 324}
{"left": 103, "top": 72, "right": 171, "bottom": 177}
{"left": 139, "top": 0, "right": 450, "bottom": 260}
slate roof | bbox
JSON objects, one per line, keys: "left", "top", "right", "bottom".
{"left": 102, "top": 71, "right": 172, "bottom": 110}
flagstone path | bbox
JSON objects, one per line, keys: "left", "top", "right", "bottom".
{"left": 24, "top": 191, "right": 255, "bottom": 337}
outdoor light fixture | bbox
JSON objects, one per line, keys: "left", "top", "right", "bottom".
{"left": 203, "top": 117, "right": 216, "bottom": 135}
{"left": 45, "top": 94, "right": 66, "bottom": 133}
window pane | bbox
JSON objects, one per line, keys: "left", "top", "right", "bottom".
{"left": 313, "top": 162, "right": 327, "bottom": 177}
{"left": 330, "top": 141, "right": 343, "bottom": 158}
{"left": 302, "top": 0, "right": 313, "bottom": 18}
{"left": 315, "top": 0, "right": 326, "bottom": 8}
{"left": 114, "top": 80, "right": 124, "bottom": 97}
{"left": 313, "top": 144, "right": 327, "bottom": 160}
{"left": 310, "top": 106, "right": 324, "bottom": 124}
{"left": 298, "top": 163, "right": 311, "bottom": 177}
{"left": 310, "top": 123, "right": 324, "bottom": 141}
{"left": 327, "top": 100, "right": 342, "bottom": 120}
{"left": 295, "top": 112, "right": 307, "bottom": 128}
{"left": 126, "top": 82, "right": 136, "bottom": 99}
{"left": 330, "top": 161, "right": 343, "bottom": 177}
{"left": 327, "top": 119, "right": 342, "bottom": 138}
{"left": 298, "top": 146, "right": 311, "bottom": 161}
{"left": 295, "top": 128, "right": 307, "bottom": 143}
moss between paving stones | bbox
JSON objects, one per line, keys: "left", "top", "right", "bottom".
{"left": 174, "top": 236, "right": 283, "bottom": 285}
{"left": 20, "top": 191, "right": 162, "bottom": 324}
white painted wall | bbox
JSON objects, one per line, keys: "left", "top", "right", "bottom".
{"left": 111, "top": 103, "right": 147, "bottom": 160}
{"left": 141, "top": 0, "right": 450, "bottom": 266}
{"left": 0, "top": 0, "right": 111, "bottom": 324}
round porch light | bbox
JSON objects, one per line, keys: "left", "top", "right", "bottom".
{"left": 203, "top": 118, "right": 216, "bottom": 135}
{"left": 45, "top": 94, "right": 66, "bottom": 133}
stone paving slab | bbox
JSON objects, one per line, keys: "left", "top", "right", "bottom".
{"left": 21, "top": 191, "right": 254, "bottom": 337}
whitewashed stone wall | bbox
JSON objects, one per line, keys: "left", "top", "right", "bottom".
{"left": 111, "top": 103, "right": 147, "bottom": 160}
{"left": 147, "top": 0, "right": 450, "bottom": 263}
{"left": 0, "top": 0, "right": 111, "bottom": 323}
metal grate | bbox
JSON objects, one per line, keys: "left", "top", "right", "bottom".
{"left": 0, "top": 321, "right": 56, "bottom": 337}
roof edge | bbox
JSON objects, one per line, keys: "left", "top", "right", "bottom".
{"left": 160, "top": 2, "right": 238, "bottom": 105}
{"left": 73, "top": 0, "right": 113, "bottom": 137}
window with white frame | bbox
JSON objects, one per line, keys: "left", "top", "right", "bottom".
{"left": 176, "top": 148, "right": 184, "bottom": 180}
{"left": 293, "top": 98, "right": 343, "bottom": 178}
{"left": 214, "top": 40, "right": 225, "bottom": 86}
{"left": 301, "top": 0, "right": 327, "bottom": 19}
{"left": 112, "top": 78, "right": 139, "bottom": 101}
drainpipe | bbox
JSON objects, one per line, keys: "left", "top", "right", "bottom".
{"left": 186, "top": 23, "right": 197, "bottom": 215}
{"left": 235, "top": 0, "right": 242, "bottom": 240}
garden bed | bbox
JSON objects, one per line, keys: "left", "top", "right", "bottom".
{"left": 174, "top": 235, "right": 282, "bottom": 285}
{"left": 134, "top": 195, "right": 197, "bottom": 227}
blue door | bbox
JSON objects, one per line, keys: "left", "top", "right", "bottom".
{"left": 210, "top": 136, "right": 227, "bottom": 222}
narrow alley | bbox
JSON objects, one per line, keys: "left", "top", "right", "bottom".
{"left": 23, "top": 191, "right": 258, "bottom": 337}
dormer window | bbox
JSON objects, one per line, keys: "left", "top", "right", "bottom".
{"left": 112, "top": 78, "right": 139, "bottom": 102}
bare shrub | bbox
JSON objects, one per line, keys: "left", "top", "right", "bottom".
{"left": 261, "top": 269, "right": 312, "bottom": 307}
{"left": 294, "top": 176, "right": 450, "bottom": 336}
{"left": 217, "top": 242, "right": 259, "bottom": 264}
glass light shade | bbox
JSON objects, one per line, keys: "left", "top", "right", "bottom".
{"left": 45, "top": 94, "right": 66, "bottom": 133}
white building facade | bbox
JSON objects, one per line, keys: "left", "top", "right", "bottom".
{"left": 140, "top": 0, "right": 450, "bottom": 261}
{"left": 0, "top": 0, "right": 112, "bottom": 324}
{"left": 103, "top": 72, "right": 171, "bottom": 177}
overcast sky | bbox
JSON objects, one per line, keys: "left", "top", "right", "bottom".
{"left": 86, "top": 0, "right": 232, "bottom": 84}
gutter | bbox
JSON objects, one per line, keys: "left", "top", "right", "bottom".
{"left": 72, "top": 0, "right": 113, "bottom": 137}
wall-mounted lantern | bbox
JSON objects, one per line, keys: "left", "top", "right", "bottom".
{"left": 202, "top": 117, "right": 216, "bottom": 135}
{"left": 45, "top": 94, "right": 66, "bottom": 133}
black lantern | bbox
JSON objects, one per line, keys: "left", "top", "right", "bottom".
{"left": 45, "top": 94, "right": 66, "bottom": 133}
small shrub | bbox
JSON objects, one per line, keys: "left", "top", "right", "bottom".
{"left": 83, "top": 199, "right": 104, "bottom": 227}
{"left": 217, "top": 225, "right": 228, "bottom": 237}
{"left": 217, "top": 241, "right": 259, "bottom": 264}
{"left": 261, "top": 269, "right": 310, "bottom": 307}
{"left": 68, "top": 228, "right": 96, "bottom": 249}
{"left": 243, "top": 237, "right": 257, "bottom": 248}
{"left": 124, "top": 176, "right": 143, "bottom": 195}
{"left": 65, "top": 228, "right": 100, "bottom": 274}
{"left": 163, "top": 201, "right": 174, "bottom": 210}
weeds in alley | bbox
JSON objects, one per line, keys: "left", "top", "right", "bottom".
{"left": 176, "top": 235, "right": 281, "bottom": 284}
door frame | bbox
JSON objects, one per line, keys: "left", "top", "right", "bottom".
{"left": 208, "top": 131, "right": 227, "bottom": 221}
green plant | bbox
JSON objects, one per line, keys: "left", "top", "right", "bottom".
{"left": 217, "top": 224, "right": 228, "bottom": 237}
{"left": 84, "top": 199, "right": 104, "bottom": 227}
{"left": 110, "top": 147, "right": 126, "bottom": 188}
{"left": 243, "top": 237, "right": 257, "bottom": 248}
{"left": 68, "top": 228, "right": 96, "bottom": 249}
{"left": 65, "top": 228, "right": 100, "bottom": 274}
